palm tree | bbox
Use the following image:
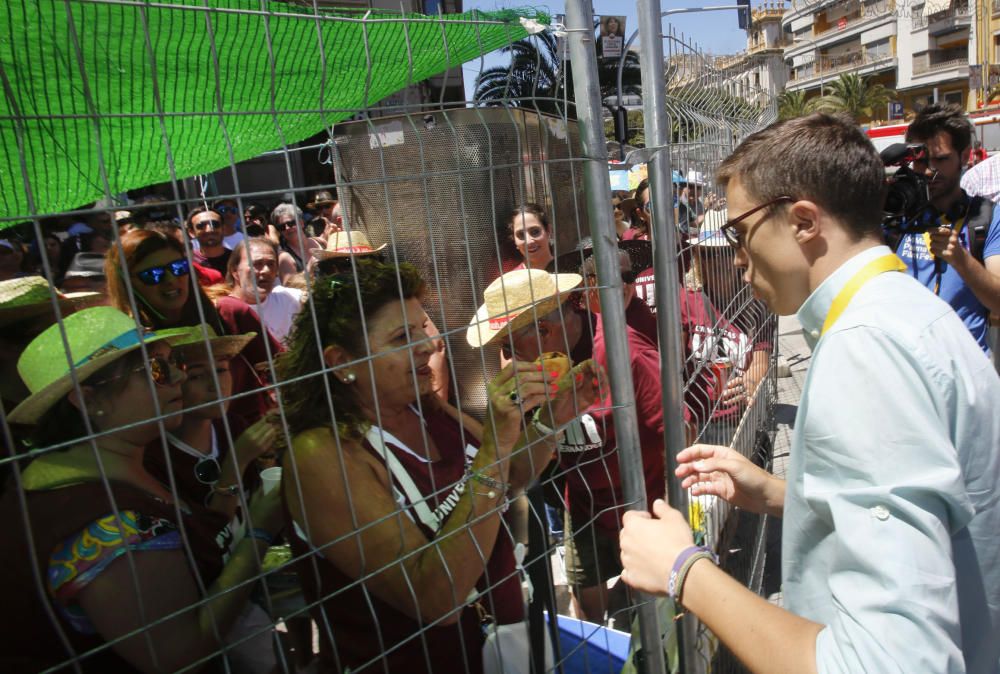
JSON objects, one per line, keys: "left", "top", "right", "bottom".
{"left": 777, "top": 89, "right": 812, "bottom": 120}
{"left": 808, "top": 73, "right": 895, "bottom": 122}
{"left": 473, "top": 31, "right": 642, "bottom": 119}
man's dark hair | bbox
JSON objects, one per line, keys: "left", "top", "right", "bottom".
{"left": 905, "top": 103, "right": 973, "bottom": 156}
{"left": 716, "top": 113, "right": 886, "bottom": 239}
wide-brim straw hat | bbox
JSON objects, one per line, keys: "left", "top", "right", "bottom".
{"left": 466, "top": 269, "right": 582, "bottom": 348}
{"left": 0, "top": 276, "right": 102, "bottom": 328}
{"left": 8, "top": 306, "right": 197, "bottom": 425}
{"left": 306, "top": 190, "right": 337, "bottom": 210}
{"left": 548, "top": 238, "right": 653, "bottom": 276}
{"left": 312, "top": 230, "right": 388, "bottom": 261}
{"left": 689, "top": 209, "right": 729, "bottom": 248}
{"left": 158, "top": 324, "right": 256, "bottom": 361}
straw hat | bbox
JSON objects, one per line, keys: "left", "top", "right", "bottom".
{"left": 8, "top": 307, "right": 196, "bottom": 425}
{"left": 160, "top": 324, "right": 256, "bottom": 361}
{"left": 466, "top": 269, "right": 582, "bottom": 348}
{"left": 0, "top": 276, "right": 102, "bottom": 328}
{"left": 306, "top": 190, "right": 337, "bottom": 210}
{"left": 689, "top": 208, "right": 729, "bottom": 248}
{"left": 312, "top": 230, "right": 388, "bottom": 261}
{"left": 548, "top": 238, "right": 653, "bottom": 276}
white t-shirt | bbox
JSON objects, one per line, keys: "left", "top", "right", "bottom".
{"left": 249, "top": 285, "right": 303, "bottom": 345}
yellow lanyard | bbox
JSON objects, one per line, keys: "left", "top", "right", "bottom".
{"left": 821, "top": 254, "right": 907, "bottom": 336}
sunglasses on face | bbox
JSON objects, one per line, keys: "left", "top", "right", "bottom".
{"left": 193, "top": 218, "right": 222, "bottom": 232}
{"left": 194, "top": 456, "right": 222, "bottom": 485}
{"left": 719, "top": 196, "right": 795, "bottom": 249}
{"left": 90, "top": 354, "right": 187, "bottom": 389}
{"left": 277, "top": 220, "right": 299, "bottom": 231}
{"left": 215, "top": 206, "right": 238, "bottom": 215}
{"left": 135, "top": 258, "right": 191, "bottom": 286}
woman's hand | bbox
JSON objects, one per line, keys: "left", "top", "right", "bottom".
{"left": 538, "top": 358, "right": 606, "bottom": 427}
{"left": 486, "top": 360, "right": 552, "bottom": 453}
{"left": 619, "top": 499, "right": 695, "bottom": 596}
{"left": 676, "top": 444, "right": 784, "bottom": 517}
{"left": 234, "top": 416, "right": 279, "bottom": 470}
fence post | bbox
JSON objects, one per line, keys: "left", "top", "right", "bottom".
{"left": 635, "top": 0, "right": 701, "bottom": 672}
{"left": 563, "top": 1, "right": 666, "bottom": 673}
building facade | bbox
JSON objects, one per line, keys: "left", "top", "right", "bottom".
{"left": 714, "top": 3, "right": 792, "bottom": 106}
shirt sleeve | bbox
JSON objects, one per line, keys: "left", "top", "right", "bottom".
{"left": 804, "top": 326, "right": 973, "bottom": 674}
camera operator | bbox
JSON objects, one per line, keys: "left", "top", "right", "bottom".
{"left": 898, "top": 103, "right": 1000, "bottom": 354}
{"left": 618, "top": 113, "right": 1000, "bottom": 674}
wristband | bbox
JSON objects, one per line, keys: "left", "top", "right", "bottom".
{"left": 248, "top": 527, "right": 275, "bottom": 546}
{"left": 530, "top": 408, "right": 565, "bottom": 441}
{"left": 467, "top": 470, "right": 508, "bottom": 499}
{"left": 667, "top": 545, "right": 717, "bottom": 601}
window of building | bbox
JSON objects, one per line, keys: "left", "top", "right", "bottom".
{"left": 866, "top": 38, "right": 891, "bottom": 59}
{"left": 943, "top": 91, "right": 963, "bottom": 106}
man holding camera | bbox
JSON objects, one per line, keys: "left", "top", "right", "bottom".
{"left": 618, "top": 113, "right": 1000, "bottom": 673}
{"left": 898, "top": 103, "right": 1000, "bottom": 353}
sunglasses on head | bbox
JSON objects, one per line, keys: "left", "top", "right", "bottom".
{"left": 135, "top": 258, "right": 191, "bottom": 286}
{"left": 215, "top": 206, "right": 238, "bottom": 215}
{"left": 90, "top": 354, "right": 186, "bottom": 389}
{"left": 194, "top": 456, "right": 222, "bottom": 485}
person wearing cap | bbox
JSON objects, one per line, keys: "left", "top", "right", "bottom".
{"left": 60, "top": 251, "right": 108, "bottom": 294}
{"left": 106, "top": 229, "right": 283, "bottom": 424}
{"left": 187, "top": 205, "right": 232, "bottom": 276}
{"left": 277, "top": 258, "right": 600, "bottom": 673}
{"left": 271, "top": 202, "right": 322, "bottom": 284}
{"left": 467, "top": 268, "right": 660, "bottom": 624}
{"left": 306, "top": 189, "right": 342, "bottom": 243}
{"left": 228, "top": 237, "right": 304, "bottom": 345}
{"left": 0, "top": 307, "right": 283, "bottom": 672}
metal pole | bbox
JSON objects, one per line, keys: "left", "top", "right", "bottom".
{"left": 563, "top": 2, "right": 665, "bottom": 673}
{"left": 635, "top": 0, "right": 700, "bottom": 671}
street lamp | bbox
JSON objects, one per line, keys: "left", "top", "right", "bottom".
{"left": 793, "top": 37, "right": 825, "bottom": 95}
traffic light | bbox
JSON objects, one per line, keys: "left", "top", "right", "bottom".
{"left": 737, "top": 0, "right": 751, "bottom": 29}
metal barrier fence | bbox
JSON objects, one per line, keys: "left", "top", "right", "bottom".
{"left": 0, "top": 2, "right": 778, "bottom": 672}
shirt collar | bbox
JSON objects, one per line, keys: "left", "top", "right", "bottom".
{"left": 796, "top": 244, "right": 893, "bottom": 350}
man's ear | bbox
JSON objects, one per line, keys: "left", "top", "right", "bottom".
{"left": 788, "top": 199, "right": 822, "bottom": 244}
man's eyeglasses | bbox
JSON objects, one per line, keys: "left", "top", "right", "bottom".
{"left": 277, "top": 220, "right": 299, "bottom": 231}
{"left": 719, "top": 196, "right": 794, "bottom": 249}
{"left": 215, "top": 206, "right": 239, "bottom": 216}
{"left": 194, "top": 457, "right": 222, "bottom": 485}
{"left": 192, "top": 218, "right": 222, "bottom": 232}
{"left": 135, "top": 258, "right": 191, "bottom": 286}
{"left": 90, "top": 355, "right": 187, "bottom": 388}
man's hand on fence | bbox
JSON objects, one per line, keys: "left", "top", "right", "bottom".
{"left": 619, "top": 499, "right": 694, "bottom": 596}
{"left": 676, "top": 444, "right": 785, "bottom": 518}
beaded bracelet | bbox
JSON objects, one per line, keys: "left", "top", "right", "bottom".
{"left": 467, "top": 470, "right": 508, "bottom": 499}
{"left": 667, "top": 545, "right": 718, "bottom": 602}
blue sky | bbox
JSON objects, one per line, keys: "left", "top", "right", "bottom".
{"left": 461, "top": 0, "right": 751, "bottom": 99}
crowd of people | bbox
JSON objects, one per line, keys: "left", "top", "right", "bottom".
{"left": 2, "top": 101, "right": 996, "bottom": 674}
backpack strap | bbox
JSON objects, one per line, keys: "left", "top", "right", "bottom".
{"left": 964, "top": 195, "right": 993, "bottom": 263}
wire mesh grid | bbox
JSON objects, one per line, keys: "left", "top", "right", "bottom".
{"left": 0, "top": 2, "right": 778, "bottom": 672}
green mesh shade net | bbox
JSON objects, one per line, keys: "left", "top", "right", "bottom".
{"left": 0, "top": 1, "right": 549, "bottom": 225}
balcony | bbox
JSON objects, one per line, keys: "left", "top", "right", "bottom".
{"left": 813, "top": 0, "right": 893, "bottom": 36}
{"left": 994, "top": 0, "right": 1000, "bottom": 15}
{"left": 912, "top": 0, "right": 972, "bottom": 33}
{"left": 912, "top": 48, "right": 969, "bottom": 75}
{"left": 787, "top": 50, "right": 896, "bottom": 89}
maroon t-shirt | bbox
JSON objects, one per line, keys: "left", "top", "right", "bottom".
{"left": 215, "top": 296, "right": 283, "bottom": 422}
{"left": 284, "top": 406, "right": 523, "bottom": 673}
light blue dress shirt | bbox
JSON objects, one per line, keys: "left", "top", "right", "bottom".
{"left": 786, "top": 245, "right": 1000, "bottom": 673}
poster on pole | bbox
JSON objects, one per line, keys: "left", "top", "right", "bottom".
{"left": 599, "top": 15, "right": 626, "bottom": 59}
{"left": 969, "top": 64, "right": 982, "bottom": 91}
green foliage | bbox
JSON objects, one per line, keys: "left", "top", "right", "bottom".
{"left": 473, "top": 31, "right": 642, "bottom": 118}
{"left": 777, "top": 90, "right": 812, "bottom": 120}
{"left": 807, "top": 73, "right": 895, "bottom": 121}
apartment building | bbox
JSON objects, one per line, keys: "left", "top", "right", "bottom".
{"left": 713, "top": 3, "right": 791, "bottom": 106}
{"left": 896, "top": 0, "right": 972, "bottom": 111}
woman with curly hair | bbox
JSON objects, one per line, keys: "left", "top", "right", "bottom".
{"left": 277, "top": 258, "right": 601, "bottom": 673}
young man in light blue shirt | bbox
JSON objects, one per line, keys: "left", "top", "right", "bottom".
{"left": 619, "top": 113, "right": 1000, "bottom": 673}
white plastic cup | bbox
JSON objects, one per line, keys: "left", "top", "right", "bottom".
{"left": 261, "top": 467, "right": 282, "bottom": 495}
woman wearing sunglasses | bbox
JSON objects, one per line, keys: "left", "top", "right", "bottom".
{"left": 106, "top": 229, "right": 283, "bottom": 423}
{"left": 0, "top": 307, "right": 283, "bottom": 672}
